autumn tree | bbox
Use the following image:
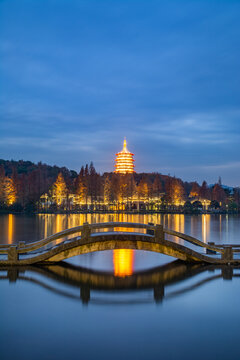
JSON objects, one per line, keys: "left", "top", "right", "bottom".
{"left": 84, "top": 164, "right": 89, "bottom": 177}
{"left": 172, "top": 178, "right": 185, "bottom": 205}
{"left": 88, "top": 162, "right": 96, "bottom": 204}
{"left": 51, "top": 173, "right": 68, "bottom": 206}
{"left": 109, "top": 174, "right": 119, "bottom": 203}
{"left": 74, "top": 165, "right": 88, "bottom": 206}
{"left": 152, "top": 175, "right": 163, "bottom": 199}
{"left": 103, "top": 175, "right": 112, "bottom": 204}
{"left": 117, "top": 175, "right": 128, "bottom": 204}
{"left": 125, "top": 174, "right": 137, "bottom": 202}
{"left": 189, "top": 182, "right": 200, "bottom": 198}
{"left": 4, "top": 177, "right": 17, "bottom": 206}
{"left": 165, "top": 177, "right": 185, "bottom": 205}
{"left": 137, "top": 177, "right": 149, "bottom": 201}
{"left": 212, "top": 184, "right": 226, "bottom": 204}
{"left": 0, "top": 165, "right": 5, "bottom": 205}
{"left": 75, "top": 173, "right": 87, "bottom": 205}
{"left": 0, "top": 165, "right": 17, "bottom": 207}
{"left": 199, "top": 181, "right": 210, "bottom": 200}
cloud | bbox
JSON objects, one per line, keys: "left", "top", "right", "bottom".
{"left": 138, "top": 112, "right": 240, "bottom": 145}
{"left": 200, "top": 161, "right": 240, "bottom": 171}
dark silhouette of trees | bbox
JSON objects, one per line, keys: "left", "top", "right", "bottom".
{"left": 192, "top": 200, "right": 203, "bottom": 210}
{"left": 184, "top": 200, "right": 193, "bottom": 213}
{"left": 210, "top": 200, "right": 220, "bottom": 209}
{"left": 233, "top": 189, "right": 240, "bottom": 207}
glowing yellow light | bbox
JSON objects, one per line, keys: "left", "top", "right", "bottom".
{"left": 52, "top": 173, "right": 67, "bottom": 205}
{"left": 44, "top": 214, "right": 48, "bottom": 238}
{"left": 114, "top": 138, "right": 135, "bottom": 174}
{"left": 172, "top": 214, "right": 185, "bottom": 243}
{"left": 55, "top": 214, "right": 64, "bottom": 244}
{"left": 8, "top": 214, "right": 13, "bottom": 244}
{"left": 113, "top": 249, "right": 134, "bottom": 277}
{"left": 202, "top": 214, "right": 210, "bottom": 244}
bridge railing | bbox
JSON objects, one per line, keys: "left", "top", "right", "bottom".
{"left": 90, "top": 222, "right": 234, "bottom": 255}
{"left": 1, "top": 221, "right": 238, "bottom": 260}
{"left": 163, "top": 229, "right": 226, "bottom": 254}
{"left": 0, "top": 222, "right": 154, "bottom": 256}
{"left": 0, "top": 225, "right": 85, "bottom": 254}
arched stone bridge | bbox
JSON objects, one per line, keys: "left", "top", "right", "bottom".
{"left": 0, "top": 222, "right": 240, "bottom": 266}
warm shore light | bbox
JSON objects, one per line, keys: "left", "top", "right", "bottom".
{"left": 114, "top": 138, "right": 135, "bottom": 174}
{"left": 8, "top": 214, "right": 13, "bottom": 244}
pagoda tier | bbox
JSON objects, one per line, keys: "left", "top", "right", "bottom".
{"left": 114, "top": 138, "right": 135, "bottom": 174}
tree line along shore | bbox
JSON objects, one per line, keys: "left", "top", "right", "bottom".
{"left": 0, "top": 159, "right": 239, "bottom": 214}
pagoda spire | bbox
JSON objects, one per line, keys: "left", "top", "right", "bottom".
{"left": 123, "top": 137, "right": 127, "bottom": 152}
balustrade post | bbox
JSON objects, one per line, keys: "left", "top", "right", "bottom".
{"left": 154, "top": 225, "right": 164, "bottom": 243}
{"left": 147, "top": 222, "right": 154, "bottom": 235}
{"left": 7, "top": 245, "right": 18, "bottom": 263}
{"left": 81, "top": 222, "right": 91, "bottom": 242}
{"left": 221, "top": 247, "right": 233, "bottom": 261}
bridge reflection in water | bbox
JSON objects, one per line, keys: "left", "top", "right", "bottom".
{"left": 1, "top": 261, "right": 239, "bottom": 305}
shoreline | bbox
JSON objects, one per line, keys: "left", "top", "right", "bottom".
{"left": 0, "top": 210, "right": 239, "bottom": 215}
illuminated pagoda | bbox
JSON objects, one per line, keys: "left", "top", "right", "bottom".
{"left": 114, "top": 138, "right": 135, "bottom": 174}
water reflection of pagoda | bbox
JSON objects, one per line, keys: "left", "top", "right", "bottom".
{"left": 113, "top": 249, "right": 134, "bottom": 277}
{"left": 114, "top": 138, "right": 135, "bottom": 174}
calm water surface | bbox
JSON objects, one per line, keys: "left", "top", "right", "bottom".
{"left": 1, "top": 214, "right": 240, "bottom": 360}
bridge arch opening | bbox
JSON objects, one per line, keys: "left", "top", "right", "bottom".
{"left": 63, "top": 247, "right": 176, "bottom": 276}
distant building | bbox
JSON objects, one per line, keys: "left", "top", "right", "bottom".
{"left": 114, "top": 138, "right": 135, "bottom": 174}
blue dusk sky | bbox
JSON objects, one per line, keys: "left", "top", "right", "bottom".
{"left": 0, "top": 0, "right": 240, "bottom": 186}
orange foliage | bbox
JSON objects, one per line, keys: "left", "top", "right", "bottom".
{"left": 52, "top": 173, "right": 68, "bottom": 205}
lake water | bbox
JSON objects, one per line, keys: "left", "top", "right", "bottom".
{"left": 1, "top": 214, "right": 240, "bottom": 360}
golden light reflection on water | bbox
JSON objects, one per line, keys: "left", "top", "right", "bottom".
{"left": 163, "top": 214, "right": 184, "bottom": 243}
{"left": 1, "top": 213, "right": 224, "bottom": 248}
{"left": 8, "top": 214, "right": 13, "bottom": 244}
{"left": 219, "top": 215, "right": 222, "bottom": 240}
{"left": 174, "top": 214, "right": 184, "bottom": 243}
{"left": 202, "top": 215, "right": 210, "bottom": 243}
{"left": 226, "top": 214, "right": 229, "bottom": 242}
{"left": 53, "top": 214, "right": 63, "bottom": 245}
{"left": 113, "top": 249, "right": 134, "bottom": 277}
